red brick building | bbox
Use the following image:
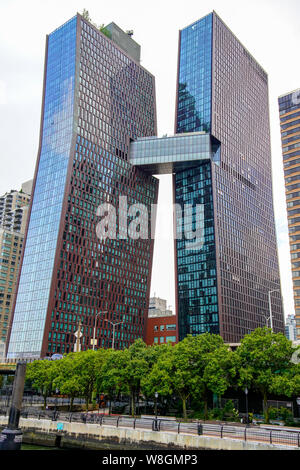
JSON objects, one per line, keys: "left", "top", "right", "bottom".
{"left": 145, "top": 296, "right": 177, "bottom": 345}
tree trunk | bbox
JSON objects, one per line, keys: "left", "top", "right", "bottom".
{"left": 182, "top": 396, "right": 187, "bottom": 420}
{"left": 109, "top": 393, "right": 112, "bottom": 415}
{"left": 263, "top": 391, "right": 269, "bottom": 424}
{"left": 203, "top": 390, "right": 208, "bottom": 420}
{"left": 131, "top": 391, "right": 135, "bottom": 417}
{"left": 70, "top": 396, "right": 74, "bottom": 412}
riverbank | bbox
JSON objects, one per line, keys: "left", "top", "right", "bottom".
{"left": 1, "top": 416, "right": 298, "bottom": 451}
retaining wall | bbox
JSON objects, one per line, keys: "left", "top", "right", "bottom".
{"left": 0, "top": 416, "right": 298, "bottom": 451}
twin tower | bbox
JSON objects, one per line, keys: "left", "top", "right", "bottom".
{"left": 7, "top": 12, "right": 284, "bottom": 358}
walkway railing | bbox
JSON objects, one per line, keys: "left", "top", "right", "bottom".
{"left": 0, "top": 409, "right": 299, "bottom": 448}
{"left": 0, "top": 395, "right": 86, "bottom": 407}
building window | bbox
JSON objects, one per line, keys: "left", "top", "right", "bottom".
{"left": 166, "top": 324, "right": 176, "bottom": 331}
{"left": 166, "top": 336, "right": 176, "bottom": 343}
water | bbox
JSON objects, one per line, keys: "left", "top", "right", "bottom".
{"left": 21, "top": 444, "right": 62, "bottom": 450}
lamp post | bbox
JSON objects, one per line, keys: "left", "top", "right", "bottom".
{"left": 92, "top": 311, "right": 107, "bottom": 350}
{"left": 0, "top": 362, "right": 27, "bottom": 450}
{"left": 104, "top": 319, "right": 124, "bottom": 350}
{"left": 154, "top": 392, "right": 158, "bottom": 420}
{"left": 268, "top": 289, "right": 280, "bottom": 332}
{"left": 244, "top": 387, "right": 249, "bottom": 427}
{"left": 262, "top": 314, "right": 270, "bottom": 328}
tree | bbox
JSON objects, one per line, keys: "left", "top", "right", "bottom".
{"left": 52, "top": 354, "right": 84, "bottom": 411}
{"left": 100, "top": 348, "right": 128, "bottom": 413}
{"left": 94, "top": 347, "right": 113, "bottom": 411}
{"left": 101, "top": 339, "right": 150, "bottom": 416}
{"left": 202, "top": 345, "right": 237, "bottom": 407}
{"left": 74, "top": 350, "right": 98, "bottom": 410}
{"left": 143, "top": 334, "right": 226, "bottom": 419}
{"left": 236, "top": 327, "right": 295, "bottom": 423}
{"left": 189, "top": 333, "right": 228, "bottom": 418}
{"left": 270, "top": 362, "right": 300, "bottom": 399}
{"left": 81, "top": 9, "right": 91, "bottom": 21}
{"left": 26, "top": 360, "right": 58, "bottom": 409}
{"left": 141, "top": 343, "right": 174, "bottom": 410}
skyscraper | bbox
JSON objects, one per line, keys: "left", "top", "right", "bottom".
{"left": 278, "top": 89, "right": 300, "bottom": 340}
{"left": 285, "top": 314, "right": 297, "bottom": 342}
{"left": 8, "top": 11, "right": 285, "bottom": 358}
{"left": 0, "top": 181, "right": 32, "bottom": 345}
{"left": 174, "top": 12, "right": 284, "bottom": 342}
{"left": 7, "top": 15, "right": 158, "bottom": 358}
{"left": 131, "top": 12, "right": 285, "bottom": 343}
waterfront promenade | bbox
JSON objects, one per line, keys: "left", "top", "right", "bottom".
{"left": 1, "top": 412, "right": 299, "bottom": 451}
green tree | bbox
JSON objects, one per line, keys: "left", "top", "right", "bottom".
{"left": 81, "top": 9, "right": 91, "bottom": 21}
{"left": 52, "top": 354, "right": 84, "bottom": 411}
{"left": 270, "top": 362, "right": 300, "bottom": 399}
{"left": 141, "top": 343, "right": 174, "bottom": 408}
{"left": 26, "top": 360, "right": 58, "bottom": 409}
{"left": 94, "top": 348, "right": 113, "bottom": 411}
{"left": 202, "top": 345, "right": 237, "bottom": 408}
{"left": 75, "top": 350, "right": 98, "bottom": 410}
{"left": 100, "top": 348, "right": 128, "bottom": 413}
{"left": 143, "top": 334, "right": 226, "bottom": 419}
{"left": 101, "top": 339, "right": 150, "bottom": 416}
{"left": 236, "top": 327, "right": 295, "bottom": 423}
{"left": 190, "top": 333, "right": 228, "bottom": 418}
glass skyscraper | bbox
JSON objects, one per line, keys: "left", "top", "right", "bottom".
{"left": 130, "top": 12, "right": 284, "bottom": 343}
{"left": 173, "top": 12, "right": 284, "bottom": 342}
{"left": 7, "top": 11, "right": 285, "bottom": 358}
{"left": 7, "top": 15, "right": 158, "bottom": 358}
{"left": 279, "top": 89, "right": 300, "bottom": 340}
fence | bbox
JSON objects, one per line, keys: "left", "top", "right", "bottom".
{"left": 0, "top": 394, "right": 86, "bottom": 408}
{"left": 0, "top": 408, "right": 299, "bottom": 448}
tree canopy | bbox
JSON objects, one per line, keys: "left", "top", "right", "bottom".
{"left": 24, "top": 328, "right": 300, "bottom": 421}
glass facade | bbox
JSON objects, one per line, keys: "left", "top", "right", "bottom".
{"left": 8, "top": 15, "right": 158, "bottom": 358}
{"left": 174, "top": 13, "right": 219, "bottom": 340}
{"left": 173, "top": 12, "right": 284, "bottom": 342}
{"left": 175, "top": 163, "right": 219, "bottom": 340}
{"left": 177, "top": 14, "right": 212, "bottom": 134}
{"left": 211, "top": 13, "right": 284, "bottom": 341}
{"left": 279, "top": 89, "right": 300, "bottom": 339}
{"left": 130, "top": 133, "right": 219, "bottom": 174}
{"left": 8, "top": 17, "right": 77, "bottom": 358}
{"left": 7, "top": 12, "right": 285, "bottom": 356}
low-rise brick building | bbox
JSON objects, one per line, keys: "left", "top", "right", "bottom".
{"left": 145, "top": 296, "right": 177, "bottom": 346}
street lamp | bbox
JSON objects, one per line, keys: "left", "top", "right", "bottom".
{"left": 154, "top": 392, "right": 158, "bottom": 420}
{"left": 262, "top": 314, "right": 270, "bottom": 328}
{"left": 268, "top": 289, "right": 280, "bottom": 332}
{"left": 104, "top": 319, "right": 124, "bottom": 350}
{"left": 92, "top": 311, "right": 107, "bottom": 351}
{"left": 244, "top": 387, "right": 249, "bottom": 427}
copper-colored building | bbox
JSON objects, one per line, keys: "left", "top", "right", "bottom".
{"left": 279, "top": 89, "right": 300, "bottom": 340}
{"left": 7, "top": 15, "right": 158, "bottom": 358}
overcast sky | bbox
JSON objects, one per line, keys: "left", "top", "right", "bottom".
{"left": 0, "top": 0, "right": 299, "bottom": 319}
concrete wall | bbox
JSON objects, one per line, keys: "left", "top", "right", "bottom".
{"left": 0, "top": 416, "right": 298, "bottom": 450}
